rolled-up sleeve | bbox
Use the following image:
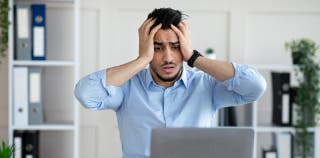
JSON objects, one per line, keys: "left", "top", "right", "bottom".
{"left": 74, "top": 69, "right": 124, "bottom": 111}
{"left": 213, "top": 63, "right": 266, "bottom": 108}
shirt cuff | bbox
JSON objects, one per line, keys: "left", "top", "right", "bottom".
{"left": 96, "top": 69, "right": 122, "bottom": 97}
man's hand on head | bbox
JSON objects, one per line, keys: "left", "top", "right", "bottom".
{"left": 170, "top": 21, "right": 194, "bottom": 62}
{"left": 138, "top": 18, "right": 162, "bottom": 62}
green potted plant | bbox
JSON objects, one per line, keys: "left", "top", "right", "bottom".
{"left": 0, "top": 0, "right": 9, "bottom": 63}
{"left": 205, "top": 48, "right": 216, "bottom": 59}
{"left": 0, "top": 141, "right": 14, "bottom": 158}
{"left": 285, "top": 38, "right": 320, "bottom": 158}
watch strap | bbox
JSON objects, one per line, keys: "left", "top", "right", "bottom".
{"left": 187, "top": 50, "right": 203, "bottom": 67}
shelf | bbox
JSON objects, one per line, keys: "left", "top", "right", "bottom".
{"left": 255, "top": 126, "right": 316, "bottom": 133}
{"left": 252, "top": 64, "right": 298, "bottom": 70}
{"left": 8, "top": 0, "right": 80, "bottom": 157}
{"left": 216, "top": 126, "right": 253, "bottom": 129}
{"left": 12, "top": 124, "right": 75, "bottom": 131}
{"left": 15, "top": 0, "right": 75, "bottom": 4}
{"left": 215, "top": 126, "right": 254, "bottom": 129}
{"left": 12, "top": 60, "right": 75, "bottom": 66}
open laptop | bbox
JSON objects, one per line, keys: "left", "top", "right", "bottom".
{"left": 150, "top": 128, "right": 254, "bottom": 158}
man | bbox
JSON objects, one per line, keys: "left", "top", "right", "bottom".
{"left": 74, "top": 8, "right": 266, "bottom": 158}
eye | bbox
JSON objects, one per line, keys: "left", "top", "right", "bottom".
{"left": 154, "top": 47, "right": 161, "bottom": 52}
{"left": 173, "top": 45, "right": 180, "bottom": 50}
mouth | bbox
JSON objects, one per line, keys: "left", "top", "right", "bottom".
{"left": 161, "top": 64, "right": 176, "bottom": 73}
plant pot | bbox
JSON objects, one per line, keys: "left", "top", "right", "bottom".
{"left": 205, "top": 53, "right": 216, "bottom": 60}
{"left": 292, "top": 51, "right": 304, "bottom": 65}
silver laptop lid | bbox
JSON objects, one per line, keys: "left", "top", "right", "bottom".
{"left": 151, "top": 128, "right": 254, "bottom": 158}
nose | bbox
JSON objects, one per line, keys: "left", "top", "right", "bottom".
{"left": 163, "top": 47, "right": 174, "bottom": 62}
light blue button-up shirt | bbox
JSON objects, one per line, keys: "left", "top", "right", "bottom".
{"left": 74, "top": 63, "right": 266, "bottom": 158}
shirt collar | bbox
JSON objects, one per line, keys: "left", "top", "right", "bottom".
{"left": 146, "top": 66, "right": 188, "bottom": 89}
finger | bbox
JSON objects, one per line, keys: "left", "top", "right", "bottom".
{"left": 149, "top": 23, "right": 162, "bottom": 38}
{"left": 171, "top": 24, "right": 184, "bottom": 38}
{"left": 181, "top": 20, "right": 187, "bottom": 26}
{"left": 139, "top": 18, "right": 154, "bottom": 33}
{"left": 178, "top": 21, "right": 188, "bottom": 35}
{"left": 141, "top": 18, "right": 153, "bottom": 28}
{"left": 144, "top": 18, "right": 157, "bottom": 35}
{"left": 139, "top": 18, "right": 155, "bottom": 41}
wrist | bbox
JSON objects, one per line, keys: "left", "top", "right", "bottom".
{"left": 187, "top": 50, "right": 203, "bottom": 67}
{"left": 184, "top": 49, "right": 194, "bottom": 61}
{"left": 137, "top": 56, "right": 152, "bottom": 65}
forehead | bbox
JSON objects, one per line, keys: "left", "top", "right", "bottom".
{"left": 154, "top": 29, "right": 178, "bottom": 42}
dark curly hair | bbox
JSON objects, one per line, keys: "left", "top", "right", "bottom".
{"left": 147, "top": 8, "right": 187, "bottom": 30}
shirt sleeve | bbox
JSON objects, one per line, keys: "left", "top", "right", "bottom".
{"left": 74, "top": 69, "right": 124, "bottom": 111}
{"left": 213, "top": 63, "right": 266, "bottom": 110}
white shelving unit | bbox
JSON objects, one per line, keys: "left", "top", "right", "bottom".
{"left": 8, "top": 0, "right": 80, "bottom": 157}
{"left": 251, "top": 64, "right": 320, "bottom": 158}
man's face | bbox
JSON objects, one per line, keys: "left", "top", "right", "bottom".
{"left": 150, "top": 29, "right": 183, "bottom": 83}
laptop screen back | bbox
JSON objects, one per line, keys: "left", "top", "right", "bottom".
{"left": 150, "top": 128, "right": 254, "bottom": 158}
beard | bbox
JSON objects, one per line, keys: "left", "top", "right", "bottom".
{"left": 150, "top": 62, "right": 183, "bottom": 82}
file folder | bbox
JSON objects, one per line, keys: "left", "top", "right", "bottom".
{"left": 263, "top": 134, "right": 277, "bottom": 158}
{"left": 31, "top": 4, "right": 46, "bottom": 60}
{"left": 218, "top": 107, "right": 237, "bottom": 126}
{"left": 14, "top": 131, "right": 24, "bottom": 158}
{"left": 23, "top": 131, "right": 39, "bottom": 158}
{"left": 276, "top": 133, "right": 293, "bottom": 158}
{"left": 271, "top": 72, "right": 292, "bottom": 126}
{"left": 14, "top": 4, "right": 31, "bottom": 60}
{"left": 28, "top": 68, "right": 44, "bottom": 124}
{"left": 13, "top": 67, "right": 29, "bottom": 126}
{"left": 263, "top": 149, "right": 277, "bottom": 158}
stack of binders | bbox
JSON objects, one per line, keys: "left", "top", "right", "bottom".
{"left": 13, "top": 3, "right": 46, "bottom": 126}
{"left": 14, "top": 3, "right": 46, "bottom": 61}
{"left": 271, "top": 72, "right": 293, "bottom": 126}
{"left": 14, "top": 131, "right": 39, "bottom": 158}
{"left": 13, "top": 67, "right": 44, "bottom": 126}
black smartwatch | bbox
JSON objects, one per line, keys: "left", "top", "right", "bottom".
{"left": 187, "top": 50, "right": 203, "bottom": 67}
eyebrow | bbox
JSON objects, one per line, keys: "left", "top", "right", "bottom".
{"left": 154, "top": 41, "right": 163, "bottom": 46}
{"left": 171, "top": 41, "right": 179, "bottom": 45}
{"left": 154, "top": 41, "right": 179, "bottom": 46}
